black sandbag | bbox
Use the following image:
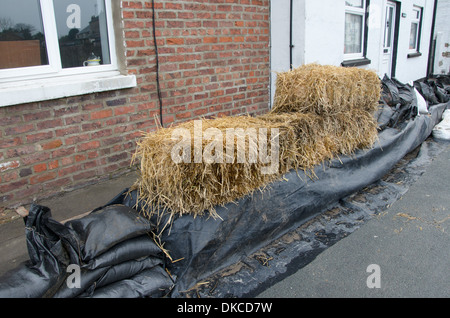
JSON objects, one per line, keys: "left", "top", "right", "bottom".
{"left": 379, "top": 76, "right": 418, "bottom": 128}
{"left": 431, "top": 82, "right": 449, "bottom": 103}
{"left": 64, "top": 205, "right": 152, "bottom": 263}
{"left": 391, "top": 77, "right": 417, "bottom": 107}
{"left": 117, "top": 102, "right": 448, "bottom": 297}
{"left": 414, "top": 81, "right": 440, "bottom": 105}
{"left": 82, "top": 235, "right": 162, "bottom": 270}
{"left": 85, "top": 266, "right": 173, "bottom": 298}
{"left": 0, "top": 204, "right": 171, "bottom": 298}
{"left": 0, "top": 205, "right": 79, "bottom": 298}
{"left": 381, "top": 74, "right": 401, "bottom": 106}
{"left": 54, "top": 256, "right": 166, "bottom": 298}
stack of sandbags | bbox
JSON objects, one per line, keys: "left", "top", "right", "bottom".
{"left": 0, "top": 204, "right": 174, "bottom": 298}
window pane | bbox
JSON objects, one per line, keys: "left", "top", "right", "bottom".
{"left": 409, "top": 23, "right": 418, "bottom": 50}
{"left": 53, "top": 0, "right": 111, "bottom": 69}
{"left": 0, "top": 0, "right": 49, "bottom": 70}
{"left": 384, "top": 6, "right": 394, "bottom": 48}
{"left": 415, "top": 9, "right": 421, "bottom": 19}
{"left": 345, "top": 0, "right": 364, "bottom": 8}
{"left": 344, "top": 13, "right": 363, "bottom": 54}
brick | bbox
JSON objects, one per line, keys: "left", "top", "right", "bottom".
{"left": 106, "top": 98, "right": 127, "bottom": 107}
{"left": 19, "top": 168, "right": 32, "bottom": 178}
{"left": 0, "top": 137, "right": 22, "bottom": 148}
{"left": 0, "top": 180, "right": 28, "bottom": 194}
{"left": 167, "top": 38, "right": 184, "bottom": 45}
{"left": 77, "top": 141, "right": 101, "bottom": 152}
{"left": 33, "top": 163, "right": 47, "bottom": 173}
{"left": 26, "top": 132, "right": 54, "bottom": 143}
{"left": 36, "top": 119, "right": 63, "bottom": 130}
{"left": 114, "top": 105, "right": 135, "bottom": 116}
{"left": 48, "top": 160, "right": 59, "bottom": 170}
{"left": 6, "top": 145, "right": 36, "bottom": 159}
{"left": 41, "top": 139, "right": 63, "bottom": 150}
{"left": 0, "top": 161, "right": 20, "bottom": 173}
{"left": 91, "top": 109, "right": 113, "bottom": 120}
{"left": 30, "top": 172, "right": 57, "bottom": 185}
{"left": 4, "top": 124, "right": 34, "bottom": 136}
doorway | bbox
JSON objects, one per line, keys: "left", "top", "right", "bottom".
{"left": 380, "top": 1, "right": 398, "bottom": 77}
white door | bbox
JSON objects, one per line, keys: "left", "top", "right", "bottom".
{"left": 380, "top": 2, "right": 396, "bottom": 77}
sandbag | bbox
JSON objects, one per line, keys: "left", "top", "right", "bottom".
{"left": 0, "top": 204, "right": 173, "bottom": 298}
{"left": 414, "top": 81, "right": 440, "bottom": 105}
{"left": 409, "top": 80, "right": 428, "bottom": 114}
{"left": 382, "top": 74, "right": 401, "bottom": 106}
{"left": 432, "top": 109, "right": 450, "bottom": 140}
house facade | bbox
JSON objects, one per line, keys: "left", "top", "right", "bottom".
{"left": 270, "top": 0, "right": 439, "bottom": 104}
{"left": 0, "top": 0, "right": 271, "bottom": 208}
{"left": 0, "top": 0, "right": 443, "bottom": 210}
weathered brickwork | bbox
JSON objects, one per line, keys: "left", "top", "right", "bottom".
{"left": 0, "top": 0, "right": 270, "bottom": 208}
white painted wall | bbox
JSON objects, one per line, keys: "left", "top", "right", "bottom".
{"left": 270, "top": 0, "right": 305, "bottom": 106}
{"left": 270, "top": 0, "right": 438, "bottom": 105}
{"left": 394, "top": 0, "right": 434, "bottom": 82}
{"left": 434, "top": 0, "right": 450, "bottom": 74}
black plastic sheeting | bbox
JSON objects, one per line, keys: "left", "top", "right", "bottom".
{"left": 0, "top": 204, "right": 174, "bottom": 298}
{"left": 0, "top": 87, "right": 448, "bottom": 298}
{"left": 110, "top": 101, "right": 448, "bottom": 297}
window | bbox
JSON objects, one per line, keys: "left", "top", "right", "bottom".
{"left": 408, "top": 6, "right": 423, "bottom": 56}
{"left": 0, "top": 0, "right": 136, "bottom": 107}
{"left": 344, "top": 0, "right": 366, "bottom": 59}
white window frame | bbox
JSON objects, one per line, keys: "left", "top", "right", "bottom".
{"left": 344, "top": 0, "right": 367, "bottom": 61}
{"left": 0, "top": 0, "right": 136, "bottom": 107}
{"left": 408, "top": 5, "right": 422, "bottom": 53}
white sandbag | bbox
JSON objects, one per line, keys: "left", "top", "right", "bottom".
{"left": 409, "top": 80, "right": 428, "bottom": 115}
{"left": 432, "top": 109, "right": 450, "bottom": 140}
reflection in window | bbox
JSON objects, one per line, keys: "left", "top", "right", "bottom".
{"left": 53, "top": 0, "right": 111, "bottom": 69}
{"left": 0, "top": 0, "right": 49, "bottom": 70}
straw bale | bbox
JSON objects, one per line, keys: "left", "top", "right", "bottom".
{"left": 131, "top": 115, "right": 297, "bottom": 221}
{"left": 272, "top": 64, "right": 381, "bottom": 115}
{"left": 131, "top": 64, "right": 381, "bottom": 222}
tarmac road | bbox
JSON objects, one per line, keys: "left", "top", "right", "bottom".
{"left": 257, "top": 143, "right": 450, "bottom": 298}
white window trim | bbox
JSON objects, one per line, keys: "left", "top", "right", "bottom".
{"left": 0, "top": 0, "right": 136, "bottom": 107}
{"left": 408, "top": 6, "right": 422, "bottom": 53}
{"left": 344, "top": 1, "right": 367, "bottom": 61}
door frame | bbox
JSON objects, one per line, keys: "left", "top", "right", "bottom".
{"left": 383, "top": 0, "right": 401, "bottom": 78}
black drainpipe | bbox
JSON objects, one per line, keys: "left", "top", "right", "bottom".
{"left": 152, "top": 0, "right": 164, "bottom": 128}
{"left": 427, "top": 0, "right": 438, "bottom": 77}
{"left": 289, "top": 0, "right": 293, "bottom": 70}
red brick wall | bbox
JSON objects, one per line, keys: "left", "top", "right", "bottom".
{"left": 0, "top": 0, "right": 270, "bottom": 208}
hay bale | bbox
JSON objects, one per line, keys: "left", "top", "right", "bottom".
{"left": 132, "top": 111, "right": 378, "bottom": 221}
{"left": 131, "top": 115, "right": 298, "bottom": 220}
{"left": 132, "top": 64, "right": 381, "bottom": 222}
{"left": 272, "top": 64, "right": 381, "bottom": 115}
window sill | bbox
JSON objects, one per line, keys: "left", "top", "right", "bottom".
{"left": 0, "top": 72, "right": 137, "bottom": 108}
{"left": 407, "top": 52, "right": 422, "bottom": 58}
{"left": 341, "top": 58, "right": 372, "bottom": 67}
